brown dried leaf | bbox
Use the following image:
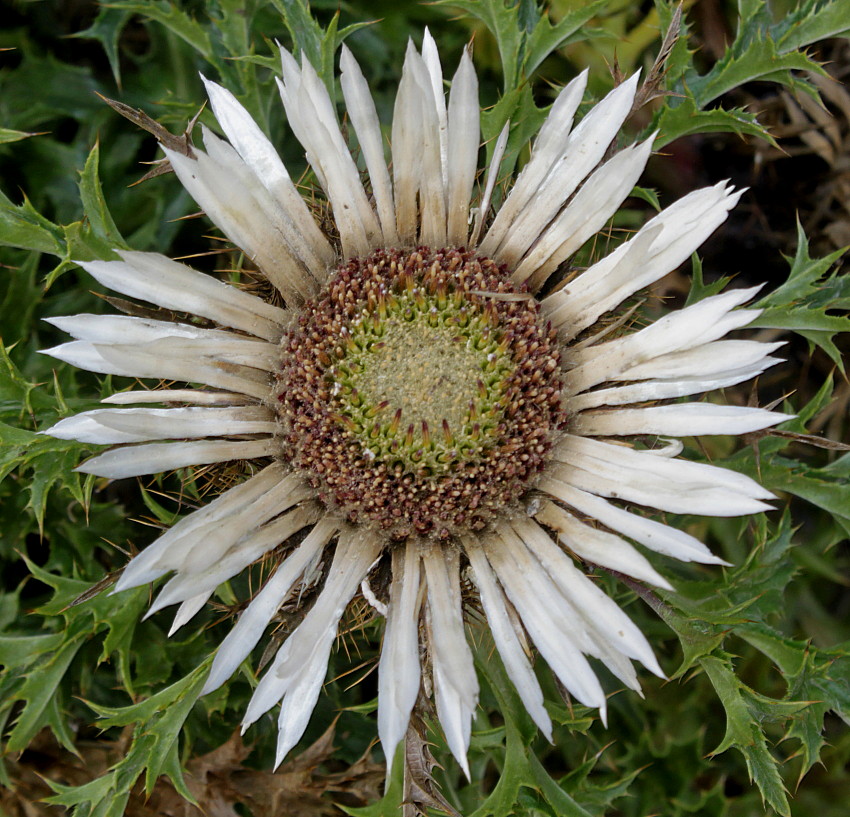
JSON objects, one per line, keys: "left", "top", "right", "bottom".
{"left": 632, "top": 3, "right": 683, "bottom": 115}
{"left": 402, "top": 713, "right": 460, "bottom": 817}
{"left": 129, "top": 159, "right": 174, "bottom": 186}
{"left": 65, "top": 571, "right": 119, "bottom": 608}
{"left": 2, "top": 725, "right": 382, "bottom": 817}
{"left": 97, "top": 94, "right": 196, "bottom": 157}
{"left": 810, "top": 71, "right": 850, "bottom": 126}
{"left": 755, "top": 428, "right": 850, "bottom": 451}
{"left": 98, "top": 293, "right": 181, "bottom": 322}
{"left": 781, "top": 91, "right": 836, "bottom": 165}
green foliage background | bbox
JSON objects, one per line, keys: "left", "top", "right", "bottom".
{"left": 1, "top": 0, "right": 850, "bottom": 815}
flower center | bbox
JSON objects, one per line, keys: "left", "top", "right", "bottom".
{"left": 277, "top": 247, "right": 565, "bottom": 540}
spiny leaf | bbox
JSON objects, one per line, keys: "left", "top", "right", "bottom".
{"left": 738, "top": 625, "right": 850, "bottom": 781}
{"left": 685, "top": 253, "right": 734, "bottom": 305}
{"left": 653, "top": 97, "right": 776, "bottom": 148}
{"left": 0, "top": 187, "right": 118, "bottom": 286}
{"left": 436, "top": 0, "right": 601, "bottom": 91}
{"left": 45, "top": 659, "right": 210, "bottom": 811}
{"left": 751, "top": 222, "right": 849, "bottom": 368}
{"left": 0, "top": 187, "right": 65, "bottom": 256}
{"left": 270, "top": 0, "right": 373, "bottom": 94}
{"left": 686, "top": 30, "right": 824, "bottom": 108}
{"left": 1, "top": 557, "right": 149, "bottom": 708}
{"left": 521, "top": 0, "right": 607, "bottom": 80}
{"left": 461, "top": 638, "right": 594, "bottom": 817}
{"left": 701, "top": 654, "right": 791, "bottom": 816}
{"left": 435, "top": 0, "right": 528, "bottom": 92}
{"left": 78, "top": 142, "right": 127, "bottom": 250}
{"left": 769, "top": 0, "right": 850, "bottom": 52}
{"left": 758, "top": 457, "right": 850, "bottom": 530}
{"left": 480, "top": 82, "right": 548, "bottom": 186}
{"left": 0, "top": 632, "right": 64, "bottom": 670}
{"left": 70, "top": 6, "right": 134, "bottom": 87}
{"left": 4, "top": 627, "right": 87, "bottom": 752}
{"left": 0, "top": 421, "right": 90, "bottom": 530}
{"left": 0, "top": 343, "right": 37, "bottom": 418}
{"left": 104, "top": 0, "right": 214, "bottom": 60}
{"left": 651, "top": 0, "right": 850, "bottom": 146}
{"left": 756, "top": 221, "right": 848, "bottom": 306}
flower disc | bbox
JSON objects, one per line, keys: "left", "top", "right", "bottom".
{"left": 277, "top": 247, "right": 566, "bottom": 539}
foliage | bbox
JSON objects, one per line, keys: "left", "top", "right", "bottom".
{"left": 1, "top": 1, "right": 849, "bottom": 816}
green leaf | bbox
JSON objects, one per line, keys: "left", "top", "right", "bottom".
{"left": 653, "top": 97, "right": 775, "bottom": 148}
{"left": 0, "top": 253, "right": 42, "bottom": 346}
{"left": 685, "top": 253, "right": 734, "bottom": 305}
{"left": 743, "top": 623, "right": 850, "bottom": 780}
{"left": 651, "top": 0, "right": 850, "bottom": 146}
{"left": 270, "top": 0, "right": 373, "bottom": 94}
{"left": 5, "top": 629, "right": 87, "bottom": 752}
{"left": 0, "top": 421, "right": 91, "bottom": 531}
{"left": 0, "top": 632, "right": 65, "bottom": 668}
{"left": 686, "top": 33, "right": 823, "bottom": 109}
{"left": 646, "top": 592, "right": 727, "bottom": 678}
{"left": 630, "top": 185, "right": 661, "bottom": 211}
{"left": 0, "top": 187, "right": 65, "bottom": 255}
{"left": 0, "top": 127, "right": 42, "bottom": 144}
{"left": 756, "top": 221, "right": 848, "bottom": 307}
{"left": 772, "top": 0, "right": 850, "bottom": 53}
{"left": 0, "top": 556, "right": 150, "bottom": 735}
{"left": 46, "top": 659, "right": 210, "bottom": 811}
{"left": 480, "top": 84, "right": 548, "bottom": 190}
{"left": 70, "top": 6, "right": 134, "bottom": 87}
{"left": 0, "top": 182, "right": 118, "bottom": 287}
{"left": 751, "top": 222, "right": 849, "bottom": 367}
{"left": 107, "top": 0, "right": 214, "bottom": 60}
{"left": 761, "top": 457, "right": 850, "bottom": 528}
{"left": 436, "top": 0, "right": 527, "bottom": 91}
{"left": 437, "top": 0, "right": 601, "bottom": 91}
{"left": 0, "top": 342, "right": 37, "bottom": 418}
{"left": 78, "top": 142, "right": 127, "bottom": 249}
{"left": 701, "top": 654, "right": 791, "bottom": 816}
{"left": 521, "top": 0, "right": 607, "bottom": 80}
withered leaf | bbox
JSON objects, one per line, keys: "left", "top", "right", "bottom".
{"left": 403, "top": 713, "right": 461, "bottom": 817}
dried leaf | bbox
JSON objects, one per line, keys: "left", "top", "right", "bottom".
{"left": 632, "top": 3, "right": 683, "bottom": 114}
{"left": 97, "top": 94, "right": 197, "bottom": 158}
{"left": 402, "top": 713, "right": 460, "bottom": 817}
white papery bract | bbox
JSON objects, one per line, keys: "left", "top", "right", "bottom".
{"left": 42, "top": 30, "right": 785, "bottom": 773}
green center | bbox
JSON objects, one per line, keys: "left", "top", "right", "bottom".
{"left": 353, "top": 320, "right": 481, "bottom": 433}
{"left": 328, "top": 286, "right": 516, "bottom": 474}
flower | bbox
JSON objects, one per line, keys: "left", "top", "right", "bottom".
{"left": 42, "top": 31, "right": 784, "bottom": 774}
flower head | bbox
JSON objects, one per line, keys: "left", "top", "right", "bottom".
{"left": 42, "top": 31, "right": 784, "bottom": 773}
